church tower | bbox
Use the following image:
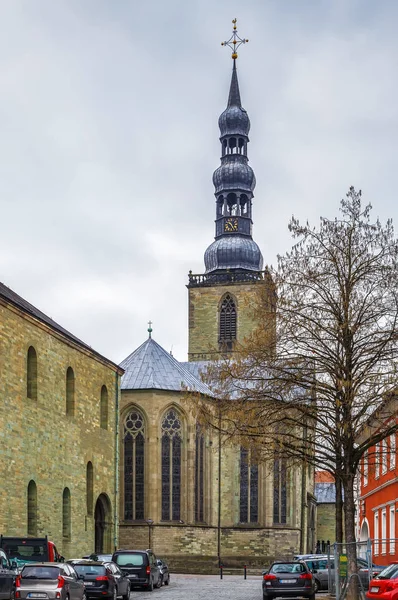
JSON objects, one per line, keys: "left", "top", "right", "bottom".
{"left": 188, "top": 31, "right": 273, "bottom": 361}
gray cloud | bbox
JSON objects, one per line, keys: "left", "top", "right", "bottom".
{"left": 0, "top": 0, "right": 397, "bottom": 363}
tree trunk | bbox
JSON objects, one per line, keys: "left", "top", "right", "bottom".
{"left": 344, "top": 471, "right": 359, "bottom": 600}
{"left": 335, "top": 476, "right": 344, "bottom": 544}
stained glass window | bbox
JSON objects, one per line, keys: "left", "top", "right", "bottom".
{"left": 161, "top": 409, "right": 182, "bottom": 521}
{"left": 273, "top": 455, "right": 287, "bottom": 524}
{"left": 123, "top": 410, "right": 145, "bottom": 521}
{"left": 219, "top": 294, "right": 237, "bottom": 344}
{"left": 195, "top": 424, "right": 204, "bottom": 522}
{"left": 240, "top": 447, "right": 258, "bottom": 523}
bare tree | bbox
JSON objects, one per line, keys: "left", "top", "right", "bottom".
{"left": 195, "top": 187, "right": 398, "bottom": 597}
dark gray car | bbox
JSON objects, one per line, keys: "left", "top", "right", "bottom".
{"left": 111, "top": 551, "right": 161, "bottom": 592}
{"left": 263, "top": 561, "right": 315, "bottom": 600}
{"left": 16, "top": 563, "right": 86, "bottom": 600}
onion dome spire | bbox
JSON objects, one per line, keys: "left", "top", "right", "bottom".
{"left": 203, "top": 20, "right": 263, "bottom": 277}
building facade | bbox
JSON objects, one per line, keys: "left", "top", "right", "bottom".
{"left": 118, "top": 56, "right": 315, "bottom": 570}
{"left": 0, "top": 282, "right": 123, "bottom": 558}
{"left": 358, "top": 430, "right": 398, "bottom": 565}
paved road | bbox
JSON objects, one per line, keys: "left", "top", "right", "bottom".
{"left": 129, "top": 573, "right": 264, "bottom": 599}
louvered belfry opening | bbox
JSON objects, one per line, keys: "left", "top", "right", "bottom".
{"left": 219, "top": 294, "right": 237, "bottom": 349}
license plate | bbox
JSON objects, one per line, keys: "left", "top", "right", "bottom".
{"left": 129, "top": 575, "right": 137, "bottom": 579}
{"left": 28, "top": 594, "right": 47, "bottom": 598}
{"left": 280, "top": 579, "right": 296, "bottom": 584}
{"left": 84, "top": 582, "right": 95, "bottom": 586}
{"left": 370, "top": 587, "right": 379, "bottom": 593}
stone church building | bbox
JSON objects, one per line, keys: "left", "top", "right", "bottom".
{"left": 118, "top": 59, "right": 316, "bottom": 569}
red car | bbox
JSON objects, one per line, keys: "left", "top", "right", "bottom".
{"left": 367, "top": 563, "right": 398, "bottom": 600}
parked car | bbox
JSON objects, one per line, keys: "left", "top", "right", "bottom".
{"left": 81, "top": 556, "right": 113, "bottom": 563}
{"left": 302, "top": 555, "right": 384, "bottom": 592}
{"left": 156, "top": 559, "right": 170, "bottom": 586}
{"left": 0, "top": 547, "right": 17, "bottom": 600}
{"left": 15, "top": 563, "right": 85, "bottom": 600}
{"left": 111, "top": 550, "right": 161, "bottom": 592}
{"left": 67, "top": 560, "right": 130, "bottom": 600}
{"left": 262, "top": 561, "right": 315, "bottom": 600}
{"left": 367, "top": 562, "right": 398, "bottom": 600}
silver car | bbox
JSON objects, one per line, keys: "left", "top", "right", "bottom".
{"left": 16, "top": 563, "right": 86, "bottom": 600}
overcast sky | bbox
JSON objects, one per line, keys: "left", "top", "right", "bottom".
{"left": 1, "top": 0, "right": 397, "bottom": 363}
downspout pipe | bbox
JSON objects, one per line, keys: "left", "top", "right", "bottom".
{"left": 114, "top": 371, "right": 120, "bottom": 551}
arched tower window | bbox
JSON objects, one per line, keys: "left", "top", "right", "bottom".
{"left": 62, "top": 487, "right": 71, "bottom": 540}
{"left": 66, "top": 367, "right": 75, "bottom": 416}
{"left": 123, "top": 410, "right": 145, "bottom": 521}
{"left": 27, "top": 346, "right": 37, "bottom": 400}
{"left": 27, "top": 480, "right": 37, "bottom": 536}
{"left": 195, "top": 424, "right": 204, "bottom": 523}
{"left": 219, "top": 294, "right": 237, "bottom": 349}
{"left": 86, "top": 462, "right": 94, "bottom": 516}
{"left": 273, "top": 454, "right": 287, "bottom": 524}
{"left": 100, "top": 385, "right": 108, "bottom": 430}
{"left": 161, "top": 409, "right": 182, "bottom": 521}
{"left": 239, "top": 448, "right": 258, "bottom": 523}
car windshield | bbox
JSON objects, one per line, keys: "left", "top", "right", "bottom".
{"left": 73, "top": 565, "right": 106, "bottom": 576}
{"left": 114, "top": 554, "right": 144, "bottom": 567}
{"left": 22, "top": 566, "right": 59, "bottom": 580}
{"left": 271, "top": 563, "right": 305, "bottom": 574}
{"left": 377, "top": 564, "right": 398, "bottom": 580}
{"left": 3, "top": 542, "right": 47, "bottom": 562}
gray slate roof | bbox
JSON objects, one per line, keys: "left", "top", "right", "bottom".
{"left": 120, "top": 338, "right": 212, "bottom": 395}
{"left": 0, "top": 281, "right": 122, "bottom": 372}
{"left": 315, "top": 482, "right": 337, "bottom": 504}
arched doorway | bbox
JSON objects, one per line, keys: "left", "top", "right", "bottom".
{"left": 94, "top": 494, "right": 112, "bottom": 553}
{"left": 359, "top": 519, "right": 369, "bottom": 559}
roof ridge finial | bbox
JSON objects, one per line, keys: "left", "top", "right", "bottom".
{"left": 147, "top": 320, "right": 153, "bottom": 338}
{"left": 221, "top": 18, "right": 249, "bottom": 61}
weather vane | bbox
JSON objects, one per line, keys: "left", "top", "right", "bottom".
{"left": 221, "top": 18, "right": 248, "bottom": 60}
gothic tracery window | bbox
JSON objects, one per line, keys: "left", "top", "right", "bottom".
{"left": 124, "top": 409, "right": 145, "bottom": 521}
{"left": 219, "top": 294, "right": 237, "bottom": 347}
{"left": 161, "top": 409, "right": 182, "bottom": 521}
{"left": 195, "top": 424, "right": 204, "bottom": 522}
{"left": 239, "top": 448, "right": 258, "bottom": 523}
{"left": 273, "top": 454, "right": 287, "bottom": 524}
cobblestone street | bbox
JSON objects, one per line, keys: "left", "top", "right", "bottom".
{"left": 129, "top": 574, "right": 264, "bottom": 599}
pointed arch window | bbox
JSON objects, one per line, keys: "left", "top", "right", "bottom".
{"left": 27, "top": 480, "right": 37, "bottom": 536}
{"left": 27, "top": 346, "right": 38, "bottom": 400}
{"left": 62, "top": 487, "right": 71, "bottom": 540}
{"left": 161, "top": 409, "right": 182, "bottom": 521}
{"left": 100, "top": 385, "right": 108, "bottom": 430}
{"left": 66, "top": 367, "right": 75, "bottom": 416}
{"left": 124, "top": 410, "right": 145, "bottom": 521}
{"left": 219, "top": 294, "right": 237, "bottom": 347}
{"left": 273, "top": 454, "right": 287, "bottom": 524}
{"left": 195, "top": 424, "right": 204, "bottom": 523}
{"left": 239, "top": 448, "right": 258, "bottom": 523}
{"left": 86, "top": 462, "right": 94, "bottom": 516}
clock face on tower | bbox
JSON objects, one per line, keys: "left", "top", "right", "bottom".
{"left": 224, "top": 217, "right": 238, "bottom": 232}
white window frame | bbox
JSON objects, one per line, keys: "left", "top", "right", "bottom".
{"left": 382, "top": 508, "right": 387, "bottom": 554}
{"left": 364, "top": 451, "right": 368, "bottom": 487}
{"left": 390, "top": 434, "right": 396, "bottom": 470}
{"left": 374, "top": 511, "right": 379, "bottom": 556}
{"left": 382, "top": 439, "right": 388, "bottom": 475}
{"left": 390, "top": 505, "right": 395, "bottom": 555}
{"left": 375, "top": 443, "right": 380, "bottom": 479}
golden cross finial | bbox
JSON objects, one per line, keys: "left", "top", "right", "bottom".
{"left": 221, "top": 18, "right": 249, "bottom": 60}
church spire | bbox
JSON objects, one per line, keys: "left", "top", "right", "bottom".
{"left": 203, "top": 20, "right": 263, "bottom": 278}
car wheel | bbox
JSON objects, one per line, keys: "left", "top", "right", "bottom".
{"left": 82, "top": 593, "right": 87, "bottom": 600}
{"left": 148, "top": 578, "right": 154, "bottom": 592}
{"left": 10, "top": 591, "right": 15, "bottom": 600}
{"left": 122, "top": 584, "right": 130, "bottom": 600}
{"left": 164, "top": 575, "right": 169, "bottom": 586}
{"left": 156, "top": 575, "right": 162, "bottom": 588}
{"left": 112, "top": 587, "right": 117, "bottom": 600}
{"left": 313, "top": 579, "right": 320, "bottom": 593}
{"left": 309, "top": 593, "right": 316, "bottom": 600}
